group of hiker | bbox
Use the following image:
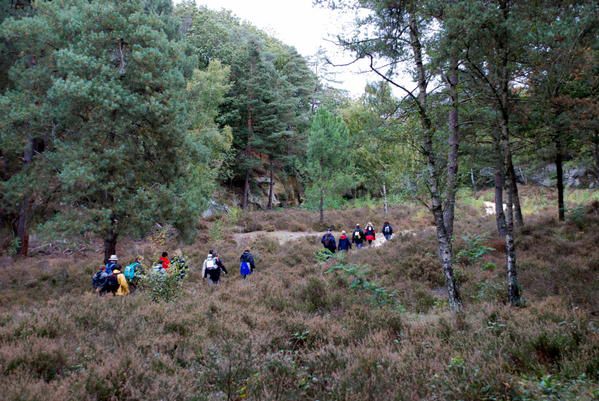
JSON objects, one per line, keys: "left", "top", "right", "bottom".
{"left": 92, "top": 249, "right": 257, "bottom": 295}
{"left": 321, "top": 221, "right": 394, "bottom": 253}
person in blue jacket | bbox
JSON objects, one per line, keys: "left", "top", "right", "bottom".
{"left": 321, "top": 228, "right": 337, "bottom": 253}
{"left": 337, "top": 230, "right": 352, "bottom": 252}
{"left": 239, "top": 248, "right": 256, "bottom": 279}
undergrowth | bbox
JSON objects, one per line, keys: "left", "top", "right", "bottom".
{"left": 0, "top": 191, "right": 597, "bottom": 400}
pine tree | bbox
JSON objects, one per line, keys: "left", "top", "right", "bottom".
{"left": 306, "top": 108, "right": 352, "bottom": 224}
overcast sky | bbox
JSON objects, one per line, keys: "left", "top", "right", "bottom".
{"left": 175, "top": 0, "right": 382, "bottom": 96}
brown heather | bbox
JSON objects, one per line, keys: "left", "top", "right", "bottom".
{"left": 0, "top": 190, "right": 597, "bottom": 400}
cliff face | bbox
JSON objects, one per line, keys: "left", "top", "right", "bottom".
{"left": 246, "top": 169, "right": 303, "bottom": 209}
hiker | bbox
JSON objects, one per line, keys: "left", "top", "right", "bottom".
{"left": 159, "top": 252, "right": 170, "bottom": 270}
{"left": 321, "top": 228, "right": 337, "bottom": 253}
{"left": 239, "top": 248, "right": 255, "bottom": 279}
{"left": 113, "top": 267, "right": 130, "bottom": 296}
{"left": 364, "top": 222, "right": 376, "bottom": 246}
{"left": 203, "top": 250, "right": 228, "bottom": 285}
{"left": 352, "top": 224, "right": 365, "bottom": 249}
{"left": 124, "top": 256, "right": 143, "bottom": 284}
{"left": 92, "top": 265, "right": 109, "bottom": 294}
{"left": 105, "top": 254, "right": 121, "bottom": 275}
{"left": 382, "top": 221, "right": 393, "bottom": 241}
{"left": 338, "top": 230, "right": 352, "bottom": 252}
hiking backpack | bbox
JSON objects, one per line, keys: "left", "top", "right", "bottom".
{"left": 124, "top": 262, "right": 138, "bottom": 282}
{"left": 384, "top": 225, "right": 390, "bottom": 233}
{"left": 92, "top": 271, "right": 107, "bottom": 289}
{"left": 206, "top": 258, "right": 216, "bottom": 270}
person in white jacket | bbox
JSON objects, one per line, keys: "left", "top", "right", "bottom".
{"left": 202, "top": 250, "right": 228, "bottom": 285}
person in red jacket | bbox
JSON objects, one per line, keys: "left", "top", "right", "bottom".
{"left": 159, "top": 251, "right": 170, "bottom": 270}
{"left": 364, "top": 222, "right": 376, "bottom": 247}
{"left": 338, "top": 230, "right": 352, "bottom": 252}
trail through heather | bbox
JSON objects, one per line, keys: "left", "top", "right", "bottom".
{"left": 232, "top": 229, "right": 417, "bottom": 248}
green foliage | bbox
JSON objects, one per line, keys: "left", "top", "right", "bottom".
{"left": 305, "top": 108, "right": 353, "bottom": 218}
{"left": 456, "top": 234, "right": 495, "bottom": 266}
{"left": 0, "top": 0, "right": 231, "bottom": 252}
{"left": 326, "top": 262, "right": 401, "bottom": 308}
{"left": 139, "top": 257, "right": 189, "bottom": 302}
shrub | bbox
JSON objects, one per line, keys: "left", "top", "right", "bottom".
{"left": 298, "top": 277, "right": 330, "bottom": 313}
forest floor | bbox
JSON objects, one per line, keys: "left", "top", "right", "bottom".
{"left": 0, "top": 186, "right": 598, "bottom": 401}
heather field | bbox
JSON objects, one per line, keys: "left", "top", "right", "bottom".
{"left": 0, "top": 189, "right": 598, "bottom": 401}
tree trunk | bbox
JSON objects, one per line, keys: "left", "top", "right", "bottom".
{"left": 500, "top": 111, "right": 521, "bottom": 306}
{"left": 494, "top": 130, "right": 507, "bottom": 237}
{"left": 443, "top": 51, "right": 460, "bottom": 240}
{"left": 103, "top": 220, "right": 118, "bottom": 264}
{"left": 243, "top": 169, "right": 250, "bottom": 210}
{"left": 497, "top": 0, "right": 520, "bottom": 305}
{"left": 504, "top": 154, "right": 521, "bottom": 305}
{"left": 409, "top": 11, "right": 462, "bottom": 312}
{"left": 15, "top": 138, "right": 34, "bottom": 256}
{"left": 470, "top": 168, "right": 476, "bottom": 193}
{"left": 555, "top": 137, "right": 565, "bottom": 221}
{"left": 508, "top": 156, "right": 524, "bottom": 226}
{"left": 319, "top": 188, "right": 324, "bottom": 224}
{"left": 267, "top": 158, "right": 274, "bottom": 209}
{"left": 382, "top": 183, "right": 388, "bottom": 216}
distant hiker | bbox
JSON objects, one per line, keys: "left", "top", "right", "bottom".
{"left": 352, "top": 224, "right": 365, "bottom": 249}
{"left": 113, "top": 268, "right": 130, "bottom": 296}
{"left": 105, "top": 254, "right": 121, "bottom": 275}
{"left": 239, "top": 249, "right": 255, "bottom": 279}
{"left": 382, "top": 221, "right": 393, "bottom": 241}
{"left": 321, "top": 228, "right": 337, "bottom": 253}
{"left": 364, "top": 222, "right": 376, "bottom": 246}
{"left": 203, "top": 250, "right": 228, "bottom": 285}
{"left": 92, "top": 265, "right": 109, "bottom": 294}
{"left": 338, "top": 230, "right": 352, "bottom": 252}
{"left": 124, "top": 256, "right": 143, "bottom": 283}
{"left": 159, "top": 252, "right": 170, "bottom": 270}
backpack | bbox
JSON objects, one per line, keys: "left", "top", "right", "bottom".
{"left": 384, "top": 225, "right": 390, "bottom": 233}
{"left": 103, "top": 274, "right": 118, "bottom": 293}
{"left": 124, "top": 262, "right": 138, "bottom": 282}
{"left": 206, "top": 258, "right": 216, "bottom": 270}
{"left": 354, "top": 230, "right": 361, "bottom": 239}
{"left": 92, "top": 271, "right": 107, "bottom": 289}
{"left": 240, "top": 261, "right": 252, "bottom": 276}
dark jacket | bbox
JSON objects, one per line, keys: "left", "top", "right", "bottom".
{"left": 351, "top": 228, "right": 365, "bottom": 244}
{"left": 240, "top": 251, "right": 255, "bottom": 272}
{"left": 321, "top": 232, "right": 337, "bottom": 252}
{"left": 382, "top": 223, "right": 393, "bottom": 235}
{"left": 204, "top": 257, "right": 228, "bottom": 282}
{"left": 338, "top": 234, "right": 352, "bottom": 251}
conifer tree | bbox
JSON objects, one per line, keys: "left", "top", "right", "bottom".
{"left": 306, "top": 108, "right": 352, "bottom": 224}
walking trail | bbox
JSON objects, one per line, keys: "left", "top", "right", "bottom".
{"left": 232, "top": 229, "right": 417, "bottom": 248}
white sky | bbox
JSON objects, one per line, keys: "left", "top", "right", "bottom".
{"left": 175, "top": 0, "right": 383, "bottom": 96}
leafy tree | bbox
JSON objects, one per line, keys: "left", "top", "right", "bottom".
{"left": 179, "top": 4, "right": 316, "bottom": 209}
{"left": 317, "top": 0, "right": 465, "bottom": 311}
{"left": 523, "top": 1, "right": 598, "bottom": 221}
{"left": 305, "top": 108, "right": 352, "bottom": 224}
{"left": 1, "top": 0, "right": 226, "bottom": 259}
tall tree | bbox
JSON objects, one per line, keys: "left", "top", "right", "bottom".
{"left": 1, "top": 0, "right": 224, "bottom": 259}
{"left": 318, "top": 0, "right": 464, "bottom": 311}
{"left": 524, "top": 1, "right": 598, "bottom": 221}
{"left": 306, "top": 108, "right": 352, "bottom": 224}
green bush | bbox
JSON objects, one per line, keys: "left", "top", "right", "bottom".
{"left": 456, "top": 234, "right": 495, "bottom": 265}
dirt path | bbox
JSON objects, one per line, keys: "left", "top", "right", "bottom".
{"left": 232, "top": 229, "right": 417, "bottom": 248}
{"left": 232, "top": 231, "right": 320, "bottom": 247}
